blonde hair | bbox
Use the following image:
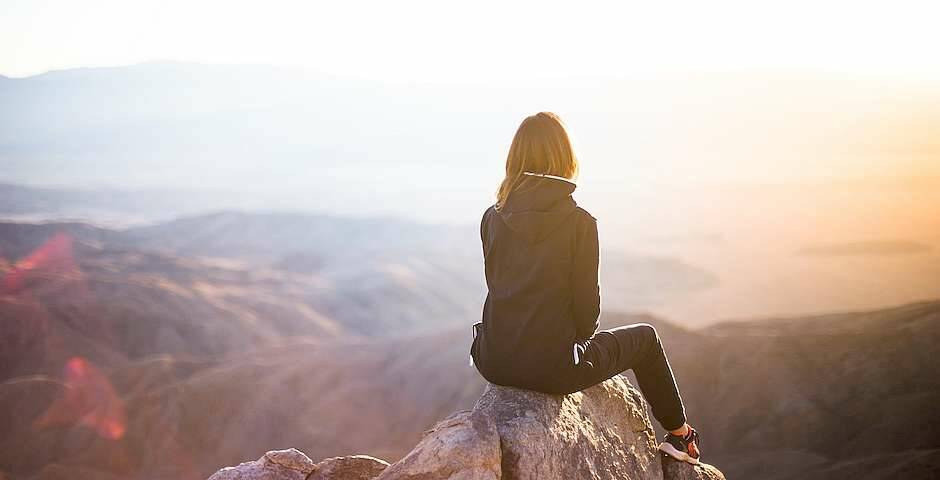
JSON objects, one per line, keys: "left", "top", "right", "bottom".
{"left": 496, "top": 112, "right": 579, "bottom": 210}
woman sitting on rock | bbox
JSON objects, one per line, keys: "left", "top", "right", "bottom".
{"left": 469, "top": 112, "right": 702, "bottom": 465}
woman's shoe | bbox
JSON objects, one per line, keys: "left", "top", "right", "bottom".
{"left": 658, "top": 426, "right": 701, "bottom": 465}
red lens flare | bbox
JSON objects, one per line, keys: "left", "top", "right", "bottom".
{"left": 34, "top": 357, "right": 127, "bottom": 440}
{"left": 1, "top": 232, "right": 82, "bottom": 295}
{"left": 1, "top": 232, "right": 94, "bottom": 377}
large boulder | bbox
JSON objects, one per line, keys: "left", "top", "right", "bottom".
{"left": 206, "top": 376, "right": 724, "bottom": 480}
{"left": 381, "top": 375, "right": 723, "bottom": 480}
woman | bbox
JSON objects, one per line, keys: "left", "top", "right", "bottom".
{"left": 469, "top": 112, "right": 702, "bottom": 465}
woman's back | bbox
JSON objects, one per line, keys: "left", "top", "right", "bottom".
{"left": 471, "top": 173, "right": 600, "bottom": 393}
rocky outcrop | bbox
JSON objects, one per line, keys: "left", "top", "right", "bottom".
{"left": 207, "top": 449, "right": 388, "bottom": 480}
{"left": 207, "top": 376, "right": 724, "bottom": 480}
{"left": 379, "top": 376, "right": 722, "bottom": 480}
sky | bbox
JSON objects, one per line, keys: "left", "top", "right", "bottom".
{"left": 1, "top": 0, "right": 938, "bottom": 221}
{"left": 2, "top": 0, "right": 940, "bottom": 83}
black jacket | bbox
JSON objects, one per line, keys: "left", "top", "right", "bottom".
{"left": 470, "top": 173, "right": 600, "bottom": 393}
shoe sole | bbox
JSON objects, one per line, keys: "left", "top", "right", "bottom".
{"left": 658, "top": 442, "right": 700, "bottom": 465}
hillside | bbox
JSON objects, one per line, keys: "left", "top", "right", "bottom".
{"left": 687, "top": 300, "right": 940, "bottom": 455}
{"left": 4, "top": 302, "right": 939, "bottom": 479}
{"left": 630, "top": 302, "right": 940, "bottom": 479}
{"left": 0, "top": 248, "right": 346, "bottom": 386}
{"left": 0, "top": 216, "right": 717, "bottom": 338}
{"left": 0, "top": 329, "right": 484, "bottom": 480}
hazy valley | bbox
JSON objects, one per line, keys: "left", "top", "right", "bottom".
{"left": 1, "top": 212, "right": 938, "bottom": 479}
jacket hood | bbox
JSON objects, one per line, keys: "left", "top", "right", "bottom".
{"left": 498, "top": 174, "right": 578, "bottom": 243}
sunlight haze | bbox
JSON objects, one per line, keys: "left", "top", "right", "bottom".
{"left": 3, "top": 0, "right": 940, "bottom": 82}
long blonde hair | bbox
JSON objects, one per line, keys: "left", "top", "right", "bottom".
{"left": 496, "top": 112, "right": 579, "bottom": 210}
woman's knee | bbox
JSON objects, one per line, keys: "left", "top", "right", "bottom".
{"left": 633, "top": 323, "right": 660, "bottom": 345}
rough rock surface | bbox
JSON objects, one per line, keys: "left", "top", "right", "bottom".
{"left": 207, "top": 448, "right": 389, "bottom": 480}
{"left": 482, "top": 377, "right": 660, "bottom": 479}
{"left": 379, "top": 375, "right": 724, "bottom": 480}
{"left": 207, "top": 376, "right": 724, "bottom": 480}
{"left": 308, "top": 455, "right": 391, "bottom": 480}
{"left": 376, "top": 410, "right": 501, "bottom": 480}
{"left": 662, "top": 457, "right": 726, "bottom": 480}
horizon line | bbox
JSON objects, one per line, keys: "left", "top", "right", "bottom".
{"left": 4, "top": 59, "right": 939, "bottom": 86}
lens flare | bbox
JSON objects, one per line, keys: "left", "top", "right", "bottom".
{"left": 1, "top": 232, "right": 81, "bottom": 295}
{"left": 34, "top": 356, "right": 127, "bottom": 440}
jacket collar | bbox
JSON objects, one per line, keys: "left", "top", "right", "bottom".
{"left": 522, "top": 171, "right": 577, "bottom": 185}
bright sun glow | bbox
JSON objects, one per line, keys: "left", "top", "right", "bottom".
{"left": 2, "top": 0, "right": 940, "bottom": 82}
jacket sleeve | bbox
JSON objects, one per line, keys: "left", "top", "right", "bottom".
{"left": 572, "top": 215, "right": 601, "bottom": 342}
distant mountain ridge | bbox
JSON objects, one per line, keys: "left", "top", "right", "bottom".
{"left": 123, "top": 210, "right": 471, "bottom": 260}
{"left": 4, "top": 62, "right": 938, "bottom": 217}
{"left": 0, "top": 183, "right": 239, "bottom": 225}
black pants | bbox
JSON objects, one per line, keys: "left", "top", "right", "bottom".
{"left": 571, "top": 323, "right": 687, "bottom": 431}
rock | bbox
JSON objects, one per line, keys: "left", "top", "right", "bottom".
{"left": 309, "top": 455, "right": 391, "bottom": 480}
{"left": 480, "top": 378, "right": 661, "bottom": 480}
{"left": 206, "top": 376, "right": 724, "bottom": 480}
{"left": 662, "top": 457, "right": 726, "bottom": 480}
{"left": 377, "top": 375, "right": 724, "bottom": 480}
{"left": 207, "top": 448, "right": 388, "bottom": 480}
{"left": 375, "top": 410, "right": 501, "bottom": 480}
{"left": 208, "top": 449, "right": 315, "bottom": 480}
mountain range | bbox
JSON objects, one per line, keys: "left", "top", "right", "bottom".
{"left": 4, "top": 62, "right": 938, "bottom": 223}
{"left": 1, "top": 215, "right": 938, "bottom": 479}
